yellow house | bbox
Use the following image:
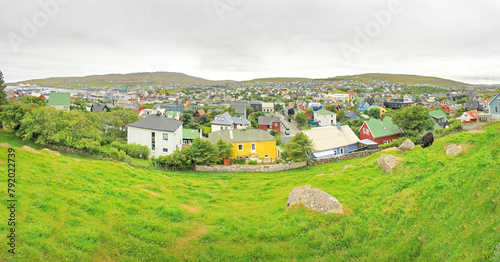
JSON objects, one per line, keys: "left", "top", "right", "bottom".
{"left": 209, "top": 129, "right": 277, "bottom": 161}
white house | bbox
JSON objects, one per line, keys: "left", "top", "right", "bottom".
{"left": 262, "top": 102, "right": 274, "bottom": 113}
{"left": 302, "top": 125, "right": 360, "bottom": 159}
{"left": 211, "top": 112, "right": 250, "bottom": 132}
{"left": 126, "top": 114, "right": 183, "bottom": 158}
{"left": 314, "top": 109, "right": 336, "bottom": 127}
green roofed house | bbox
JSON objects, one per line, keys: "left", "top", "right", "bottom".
{"left": 429, "top": 110, "right": 450, "bottom": 129}
{"left": 313, "top": 109, "right": 336, "bottom": 127}
{"left": 48, "top": 92, "right": 70, "bottom": 111}
{"left": 359, "top": 116, "right": 403, "bottom": 145}
{"left": 182, "top": 129, "right": 202, "bottom": 146}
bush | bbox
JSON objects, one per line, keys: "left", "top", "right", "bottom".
{"left": 102, "top": 147, "right": 132, "bottom": 163}
{"left": 230, "top": 158, "right": 246, "bottom": 165}
{"left": 248, "top": 160, "right": 257, "bottom": 165}
{"left": 110, "top": 140, "right": 150, "bottom": 159}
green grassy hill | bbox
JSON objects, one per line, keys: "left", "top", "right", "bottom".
{"left": 13, "top": 72, "right": 234, "bottom": 88}
{"left": 326, "top": 73, "right": 469, "bottom": 87}
{"left": 0, "top": 123, "right": 499, "bottom": 261}
{"left": 243, "top": 77, "right": 313, "bottom": 83}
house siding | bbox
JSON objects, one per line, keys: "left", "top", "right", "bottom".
{"left": 127, "top": 126, "right": 182, "bottom": 158}
{"left": 232, "top": 140, "right": 277, "bottom": 160}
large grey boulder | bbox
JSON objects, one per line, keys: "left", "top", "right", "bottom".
{"left": 444, "top": 144, "right": 463, "bottom": 156}
{"left": 376, "top": 153, "right": 401, "bottom": 173}
{"left": 287, "top": 186, "right": 343, "bottom": 214}
{"left": 397, "top": 139, "right": 415, "bottom": 154}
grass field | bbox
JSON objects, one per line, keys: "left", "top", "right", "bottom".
{"left": 327, "top": 73, "right": 468, "bottom": 87}
{"left": 0, "top": 123, "right": 499, "bottom": 261}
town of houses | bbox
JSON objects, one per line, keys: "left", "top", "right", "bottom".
{"left": 6, "top": 79, "right": 500, "bottom": 164}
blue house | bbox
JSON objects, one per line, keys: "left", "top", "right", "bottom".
{"left": 343, "top": 111, "right": 360, "bottom": 122}
{"left": 357, "top": 102, "right": 370, "bottom": 112}
{"left": 302, "top": 125, "right": 360, "bottom": 160}
{"left": 484, "top": 93, "right": 500, "bottom": 122}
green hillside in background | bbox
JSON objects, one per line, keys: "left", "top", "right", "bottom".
{"left": 13, "top": 72, "right": 234, "bottom": 88}
{"left": 326, "top": 73, "right": 469, "bottom": 87}
{"left": 11, "top": 72, "right": 469, "bottom": 88}
{"left": 243, "top": 77, "right": 313, "bottom": 83}
{"left": 1, "top": 122, "right": 498, "bottom": 261}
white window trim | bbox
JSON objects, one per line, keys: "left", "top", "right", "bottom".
{"left": 238, "top": 144, "right": 243, "bottom": 151}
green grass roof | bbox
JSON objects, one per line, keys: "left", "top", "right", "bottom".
{"left": 183, "top": 129, "right": 201, "bottom": 140}
{"left": 429, "top": 109, "right": 447, "bottom": 119}
{"left": 314, "top": 109, "right": 335, "bottom": 115}
{"left": 365, "top": 116, "right": 402, "bottom": 138}
{"left": 48, "top": 92, "right": 70, "bottom": 105}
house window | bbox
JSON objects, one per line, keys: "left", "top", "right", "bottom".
{"left": 238, "top": 144, "right": 243, "bottom": 151}
{"left": 363, "top": 128, "right": 368, "bottom": 134}
{"left": 251, "top": 143, "right": 256, "bottom": 152}
{"left": 496, "top": 106, "right": 499, "bottom": 114}
{"left": 384, "top": 140, "right": 390, "bottom": 144}
{"left": 151, "top": 132, "right": 155, "bottom": 150}
{"left": 163, "top": 148, "right": 168, "bottom": 153}
{"left": 163, "top": 133, "right": 168, "bottom": 141}
{"left": 339, "top": 148, "right": 344, "bottom": 155}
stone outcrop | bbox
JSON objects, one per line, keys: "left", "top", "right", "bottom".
{"left": 0, "top": 143, "right": 11, "bottom": 147}
{"left": 42, "top": 148, "right": 61, "bottom": 155}
{"left": 286, "top": 186, "right": 343, "bottom": 214}
{"left": 397, "top": 139, "right": 415, "bottom": 154}
{"left": 21, "top": 145, "right": 40, "bottom": 154}
{"left": 444, "top": 144, "right": 463, "bottom": 156}
{"left": 376, "top": 153, "right": 401, "bottom": 173}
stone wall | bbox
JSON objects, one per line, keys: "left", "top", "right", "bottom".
{"left": 195, "top": 161, "right": 308, "bottom": 173}
{"left": 311, "top": 149, "right": 379, "bottom": 166}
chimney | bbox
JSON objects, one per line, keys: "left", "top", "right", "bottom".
{"left": 229, "top": 130, "right": 234, "bottom": 140}
{"left": 337, "top": 123, "right": 341, "bottom": 130}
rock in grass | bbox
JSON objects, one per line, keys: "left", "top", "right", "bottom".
{"left": 444, "top": 144, "right": 463, "bottom": 156}
{"left": 0, "top": 143, "right": 11, "bottom": 147}
{"left": 397, "top": 139, "right": 415, "bottom": 154}
{"left": 42, "top": 148, "right": 61, "bottom": 155}
{"left": 287, "top": 186, "right": 343, "bottom": 214}
{"left": 21, "top": 145, "right": 40, "bottom": 154}
{"left": 376, "top": 153, "right": 401, "bottom": 173}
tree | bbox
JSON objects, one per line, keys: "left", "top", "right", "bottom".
{"left": 367, "top": 107, "right": 380, "bottom": 119}
{"left": 274, "top": 104, "right": 283, "bottom": 112}
{"left": 246, "top": 106, "right": 254, "bottom": 117}
{"left": 344, "top": 118, "right": 364, "bottom": 138}
{"left": 0, "top": 104, "right": 26, "bottom": 130}
{"left": 325, "top": 105, "right": 338, "bottom": 113}
{"left": 306, "top": 108, "right": 314, "bottom": 116}
{"left": 457, "top": 97, "right": 469, "bottom": 105}
{"left": 184, "top": 138, "right": 218, "bottom": 166}
{"left": 216, "top": 138, "right": 234, "bottom": 160}
{"left": 20, "top": 96, "right": 47, "bottom": 107}
{"left": 336, "top": 110, "right": 346, "bottom": 122}
{"left": 285, "top": 132, "right": 314, "bottom": 162}
{"left": 391, "top": 105, "right": 433, "bottom": 137}
{"left": 0, "top": 70, "right": 7, "bottom": 105}
{"left": 181, "top": 113, "right": 193, "bottom": 125}
{"left": 453, "top": 106, "right": 466, "bottom": 118}
{"left": 295, "top": 112, "right": 308, "bottom": 127}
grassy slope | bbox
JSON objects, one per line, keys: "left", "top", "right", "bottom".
{"left": 327, "top": 73, "right": 468, "bottom": 87}
{"left": 243, "top": 77, "right": 313, "bottom": 83}
{"left": 0, "top": 123, "right": 499, "bottom": 261}
{"left": 13, "top": 72, "right": 234, "bottom": 87}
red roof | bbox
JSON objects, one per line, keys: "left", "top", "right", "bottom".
{"left": 465, "top": 110, "right": 481, "bottom": 118}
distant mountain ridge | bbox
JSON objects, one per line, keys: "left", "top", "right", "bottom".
{"left": 12, "top": 72, "right": 469, "bottom": 88}
{"left": 325, "top": 73, "right": 469, "bottom": 87}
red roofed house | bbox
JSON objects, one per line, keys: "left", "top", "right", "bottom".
{"left": 456, "top": 110, "right": 482, "bottom": 123}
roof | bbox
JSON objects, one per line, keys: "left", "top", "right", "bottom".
{"left": 465, "top": 110, "right": 481, "bottom": 118}
{"left": 258, "top": 116, "right": 281, "bottom": 125}
{"left": 359, "top": 139, "right": 378, "bottom": 146}
{"left": 183, "top": 129, "right": 201, "bottom": 140}
{"left": 302, "top": 125, "right": 359, "bottom": 152}
{"left": 48, "top": 92, "right": 70, "bottom": 105}
{"left": 344, "top": 111, "right": 357, "bottom": 118}
{"left": 126, "top": 114, "right": 182, "bottom": 132}
{"left": 91, "top": 104, "right": 109, "bottom": 112}
{"left": 429, "top": 110, "right": 447, "bottom": 119}
{"left": 364, "top": 116, "right": 402, "bottom": 138}
{"left": 211, "top": 112, "right": 250, "bottom": 126}
{"left": 208, "top": 129, "right": 277, "bottom": 143}
{"left": 314, "top": 109, "right": 335, "bottom": 115}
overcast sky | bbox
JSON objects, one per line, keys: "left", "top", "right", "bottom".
{"left": 1, "top": 0, "right": 500, "bottom": 84}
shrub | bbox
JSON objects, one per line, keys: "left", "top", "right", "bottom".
{"left": 110, "top": 141, "right": 150, "bottom": 159}
{"left": 248, "top": 160, "right": 257, "bottom": 165}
